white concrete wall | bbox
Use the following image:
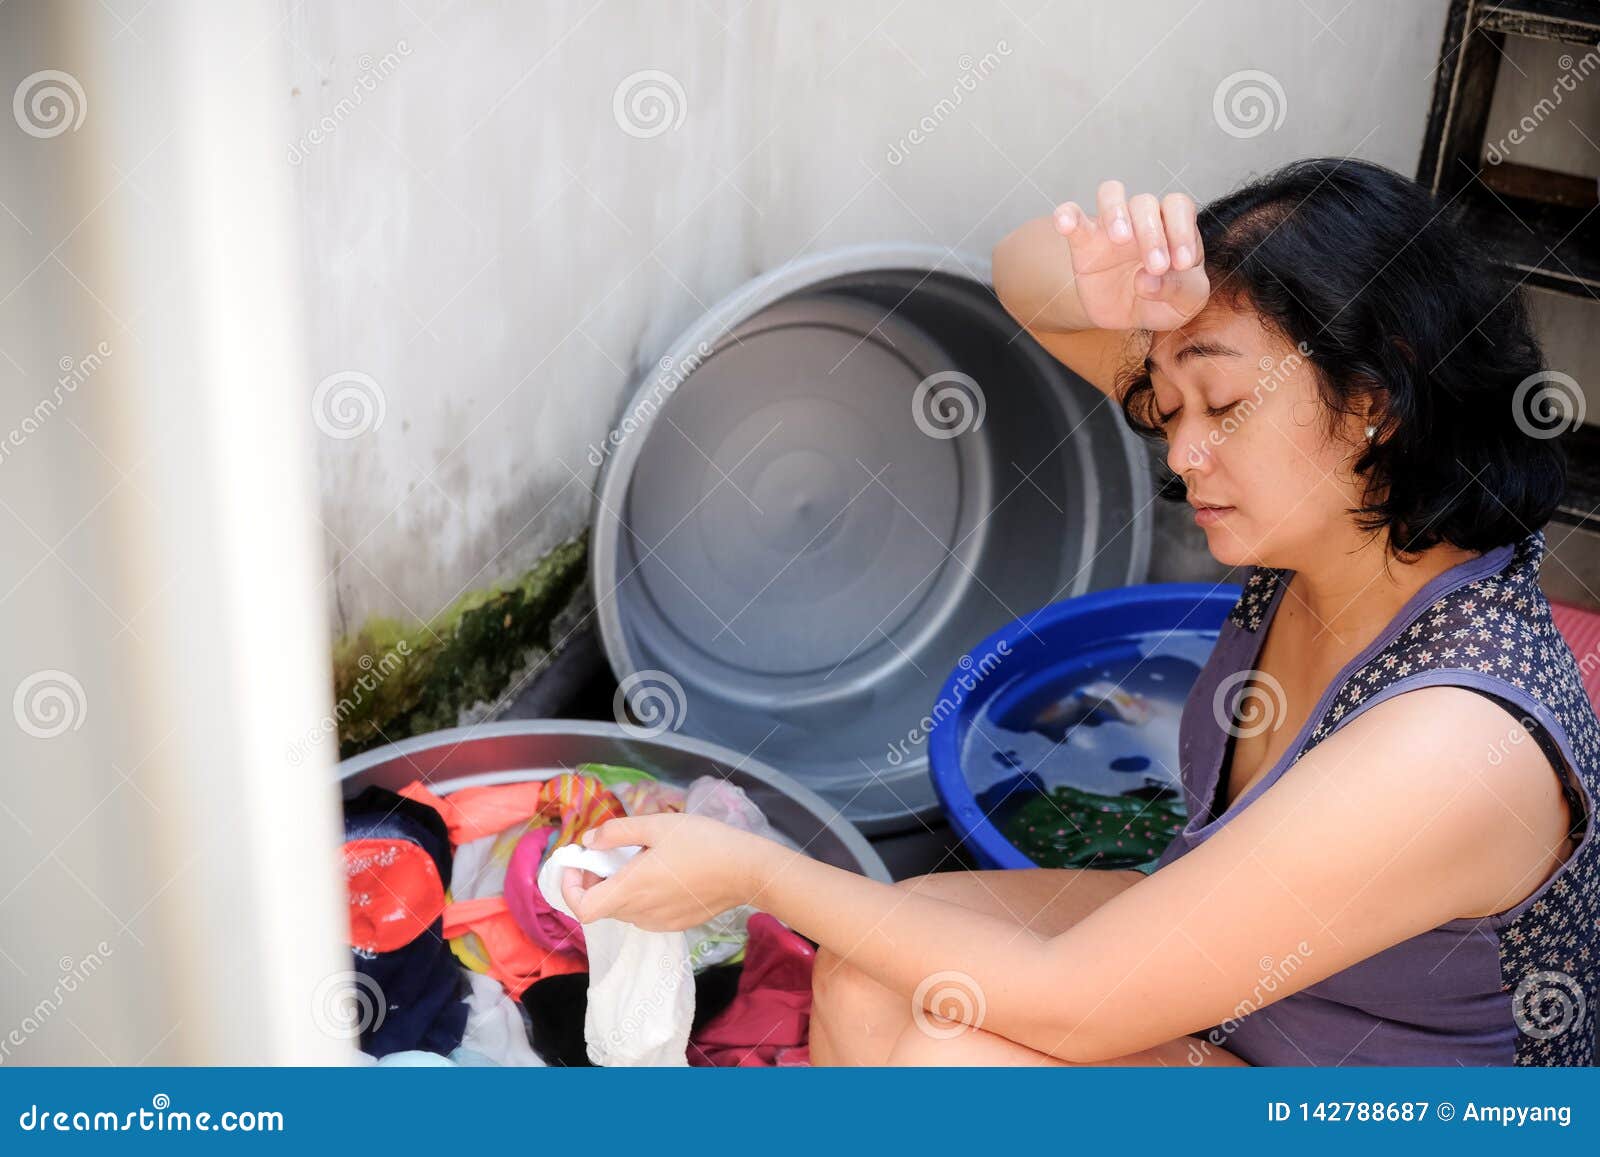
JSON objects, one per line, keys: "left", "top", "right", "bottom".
{"left": 286, "top": 0, "right": 1501, "bottom": 625}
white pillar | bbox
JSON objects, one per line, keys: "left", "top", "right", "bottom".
{"left": 0, "top": 0, "right": 351, "bottom": 1063}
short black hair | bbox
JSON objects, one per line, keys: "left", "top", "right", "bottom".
{"left": 1116, "top": 156, "right": 1566, "bottom": 557}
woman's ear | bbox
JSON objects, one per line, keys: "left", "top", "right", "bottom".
{"left": 1355, "top": 376, "right": 1391, "bottom": 442}
{"left": 1363, "top": 396, "right": 1385, "bottom": 435}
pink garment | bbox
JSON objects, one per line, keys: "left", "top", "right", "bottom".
{"left": 504, "top": 825, "right": 587, "bottom": 957}
{"left": 1551, "top": 599, "right": 1600, "bottom": 711}
{"left": 688, "top": 912, "right": 816, "bottom": 1067}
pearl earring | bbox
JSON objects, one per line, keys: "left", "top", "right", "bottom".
{"left": 1365, "top": 424, "right": 1377, "bottom": 440}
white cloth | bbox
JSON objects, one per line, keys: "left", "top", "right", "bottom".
{"left": 457, "top": 968, "right": 545, "bottom": 1067}
{"left": 450, "top": 819, "right": 538, "bottom": 900}
{"left": 537, "top": 843, "right": 693, "bottom": 1067}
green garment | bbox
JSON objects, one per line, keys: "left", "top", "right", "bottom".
{"left": 574, "top": 762, "right": 658, "bottom": 787}
{"left": 1002, "top": 783, "right": 1185, "bottom": 871}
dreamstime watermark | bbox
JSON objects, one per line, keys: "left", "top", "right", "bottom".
{"left": 1511, "top": 969, "right": 1587, "bottom": 1041}
{"left": 13, "top": 669, "right": 87, "bottom": 739}
{"left": 613, "top": 669, "right": 688, "bottom": 738}
{"left": 1512, "top": 370, "right": 1585, "bottom": 440}
{"left": 912, "top": 370, "right": 985, "bottom": 439}
{"left": 885, "top": 639, "right": 1012, "bottom": 766}
{"left": 18, "top": 1094, "right": 283, "bottom": 1134}
{"left": 1484, "top": 712, "right": 1542, "bottom": 768}
{"left": 0, "top": 943, "right": 114, "bottom": 1065}
{"left": 287, "top": 639, "right": 412, "bottom": 765}
{"left": 288, "top": 41, "right": 412, "bottom": 165}
{"left": 613, "top": 70, "right": 686, "bottom": 138}
{"left": 1212, "top": 69, "right": 1286, "bottom": 139}
{"left": 587, "top": 340, "right": 714, "bottom": 467}
{"left": 310, "top": 970, "right": 386, "bottom": 1041}
{"left": 1186, "top": 942, "right": 1313, "bottom": 1064}
{"left": 13, "top": 70, "right": 87, "bottom": 139}
{"left": 313, "top": 370, "right": 386, "bottom": 439}
{"left": 885, "top": 40, "right": 1012, "bottom": 166}
{"left": 1571, "top": 638, "right": 1600, "bottom": 687}
{"left": 1180, "top": 341, "right": 1311, "bottom": 468}
{"left": 912, "top": 969, "right": 987, "bottom": 1039}
{"left": 1212, "top": 667, "right": 1288, "bottom": 739}
{"left": 0, "top": 341, "right": 113, "bottom": 467}
{"left": 1485, "top": 48, "right": 1600, "bottom": 165}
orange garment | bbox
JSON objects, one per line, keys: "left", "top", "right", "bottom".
{"left": 442, "top": 896, "right": 585, "bottom": 997}
{"left": 399, "top": 773, "right": 627, "bottom": 847}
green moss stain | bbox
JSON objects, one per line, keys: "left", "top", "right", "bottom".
{"left": 332, "top": 531, "right": 590, "bottom": 758}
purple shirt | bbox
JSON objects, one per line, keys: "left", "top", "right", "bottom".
{"left": 1152, "top": 531, "right": 1600, "bottom": 1065}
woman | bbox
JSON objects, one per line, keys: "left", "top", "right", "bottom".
{"left": 564, "top": 157, "right": 1600, "bottom": 1066}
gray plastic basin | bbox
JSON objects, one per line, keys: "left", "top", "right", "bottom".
{"left": 592, "top": 244, "right": 1152, "bottom": 834}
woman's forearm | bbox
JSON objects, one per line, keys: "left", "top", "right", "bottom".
{"left": 746, "top": 841, "right": 1103, "bottom": 1059}
{"left": 992, "top": 214, "right": 1095, "bottom": 333}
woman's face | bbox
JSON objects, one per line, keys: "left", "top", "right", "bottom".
{"left": 1146, "top": 301, "right": 1372, "bottom": 569}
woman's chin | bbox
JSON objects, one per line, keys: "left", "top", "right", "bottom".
{"left": 1200, "top": 519, "right": 1258, "bottom": 568}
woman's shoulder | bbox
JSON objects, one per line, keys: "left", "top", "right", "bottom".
{"left": 1301, "top": 683, "right": 1579, "bottom": 924}
{"left": 1303, "top": 531, "right": 1596, "bottom": 749}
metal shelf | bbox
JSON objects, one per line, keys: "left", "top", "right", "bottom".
{"left": 1418, "top": 0, "right": 1600, "bottom": 301}
{"left": 1557, "top": 422, "right": 1600, "bottom": 532}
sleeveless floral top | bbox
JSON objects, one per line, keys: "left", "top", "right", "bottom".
{"left": 1153, "top": 530, "right": 1600, "bottom": 1065}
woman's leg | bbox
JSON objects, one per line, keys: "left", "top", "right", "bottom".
{"left": 809, "top": 865, "right": 1247, "bottom": 1066}
{"left": 882, "top": 1017, "right": 1248, "bottom": 1066}
{"left": 810, "top": 866, "right": 1148, "bottom": 1066}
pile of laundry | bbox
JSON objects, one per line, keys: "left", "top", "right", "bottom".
{"left": 341, "top": 763, "right": 816, "bottom": 1067}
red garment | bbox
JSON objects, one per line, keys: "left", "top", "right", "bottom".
{"left": 343, "top": 837, "right": 445, "bottom": 954}
{"left": 688, "top": 913, "right": 816, "bottom": 1067}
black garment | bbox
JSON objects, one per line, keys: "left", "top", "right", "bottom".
{"left": 355, "top": 919, "right": 468, "bottom": 1058}
{"left": 520, "top": 962, "right": 745, "bottom": 1066}
{"left": 343, "top": 785, "right": 467, "bottom": 1058}
{"left": 521, "top": 972, "right": 590, "bottom": 1066}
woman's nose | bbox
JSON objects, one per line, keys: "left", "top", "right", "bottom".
{"left": 1167, "top": 420, "right": 1214, "bottom": 477}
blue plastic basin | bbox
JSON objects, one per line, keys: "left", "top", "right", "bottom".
{"left": 927, "top": 583, "right": 1241, "bottom": 871}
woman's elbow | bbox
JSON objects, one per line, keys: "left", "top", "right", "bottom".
{"left": 990, "top": 221, "right": 1037, "bottom": 315}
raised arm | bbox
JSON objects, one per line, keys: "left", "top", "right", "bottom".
{"left": 991, "top": 180, "right": 1211, "bottom": 398}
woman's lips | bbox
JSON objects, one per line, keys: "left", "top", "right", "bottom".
{"left": 1192, "top": 503, "right": 1234, "bottom": 527}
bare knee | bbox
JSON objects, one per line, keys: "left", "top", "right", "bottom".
{"left": 811, "top": 939, "right": 890, "bottom": 1013}
{"left": 811, "top": 877, "right": 940, "bottom": 1038}
{"left": 810, "top": 943, "right": 853, "bottom": 1007}
{"left": 814, "top": 874, "right": 959, "bottom": 984}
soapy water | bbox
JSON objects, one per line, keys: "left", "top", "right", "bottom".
{"left": 960, "top": 629, "right": 1215, "bottom": 860}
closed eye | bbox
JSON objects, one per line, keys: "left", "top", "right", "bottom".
{"left": 1158, "top": 401, "right": 1239, "bottom": 425}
